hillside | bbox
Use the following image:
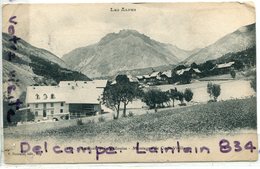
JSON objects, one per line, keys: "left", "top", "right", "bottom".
{"left": 164, "top": 43, "right": 201, "bottom": 62}
{"left": 184, "top": 23, "right": 256, "bottom": 64}
{"left": 2, "top": 33, "right": 68, "bottom": 68}
{"left": 216, "top": 46, "right": 256, "bottom": 65}
{"left": 2, "top": 33, "right": 90, "bottom": 102}
{"left": 62, "top": 29, "right": 185, "bottom": 78}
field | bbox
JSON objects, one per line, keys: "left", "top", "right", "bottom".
{"left": 126, "top": 79, "right": 255, "bottom": 109}
{"left": 6, "top": 97, "right": 256, "bottom": 143}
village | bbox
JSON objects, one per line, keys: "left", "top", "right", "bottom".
{"left": 15, "top": 60, "right": 255, "bottom": 126}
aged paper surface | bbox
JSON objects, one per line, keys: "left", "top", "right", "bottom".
{"left": 2, "top": 2, "right": 257, "bottom": 163}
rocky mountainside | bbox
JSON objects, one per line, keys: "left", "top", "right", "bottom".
{"left": 62, "top": 29, "right": 188, "bottom": 78}
{"left": 184, "top": 23, "right": 256, "bottom": 64}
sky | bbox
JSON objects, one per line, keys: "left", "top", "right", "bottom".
{"left": 2, "top": 2, "right": 255, "bottom": 57}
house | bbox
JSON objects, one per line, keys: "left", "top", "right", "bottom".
{"left": 127, "top": 75, "right": 139, "bottom": 83}
{"left": 26, "top": 80, "right": 108, "bottom": 121}
{"left": 143, "top": 75, "right": 151, "bottom": 83}
{"left": 176, "top": 67, "right": 201, "bottom": 78}
{"left": 136, "top": 75, "right": 144, "bottom": 83}
{"left": 213, "top": 61, "right": 235, "bottom": 74}
{"left": 149, "top": 71, "right": 162, "bottom": 82}
{"left": 160, "top": 70, "right": 172, "bottom": 81}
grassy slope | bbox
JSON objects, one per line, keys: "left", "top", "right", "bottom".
{"left": 12, "top": 97, "right": 256, "bottom": 142}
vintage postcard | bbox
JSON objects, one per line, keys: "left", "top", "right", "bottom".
{"left": 1, "top": 2, "right": 257, "bottom": 163}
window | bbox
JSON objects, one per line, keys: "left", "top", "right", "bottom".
{"left": 35, "top": 94, "right": 40, "bottom": 100}
{"left": 60, "top": 109, "right": 63, "bottom": 113}
{"left": 35, "top": 111, "right": 38, "bottom": 116}
{"left": 43, "top": 103, "right": 46, "bottom": 108}
{"left": 61, "top": 102, "right": 64, "bottom": 107}
{"left": 35, "top": 104, "right": 38, "bottom": 108}
{"left": 51, "top": 94, "right": 55, "bottom": 99}
{"left": 43, "top": 94, "right": 48, "bottom": 100}
{"left": 50, "top": 103, "right": 54, "bottom": 107}
{"left": 43, "top": 110, "right": 46, "bottom": 117}
{"left": 51, "top": 110, "right": 54, "bottom": 115}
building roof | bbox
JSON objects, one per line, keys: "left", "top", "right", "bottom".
{"left": 136, "top": 75, "right": 144, "bottom": 79}
{"left": 193, "top": 68, "right": 201, "bottom": 73}
{"left": 161, "top": 70, "right": 172, "bottom": 78}
{"left": 143, "top": 75, "right": 150, "bottom": 79}
{"left": 26, "top": 80, "right": 106, "bottom": 104}
{"left": 216, "top": 62, "right": 235, "bottom": 69}
{"left": 176, "top": 67, "right": 201, "bottom": 75}
{"left": 59, "top": 80, "right": 107, "bottom": 88}
{"left": 127, "top": 75, "right": 139, "bottom": 83}
{"left": 150, "top": 71, "right": 161, "bottom": 78}
{"left": 176, "top": 68, "right": 190, "bottom": 75}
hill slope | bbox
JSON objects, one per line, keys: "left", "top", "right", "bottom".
{"left": 184, "top": 23, "right": 256, "bottom": 64}
{"left": 62, "top": 29, "right": 184, "bottom": 78}
{"left": 2, "top": 33, "right": 90, "bottom": 102}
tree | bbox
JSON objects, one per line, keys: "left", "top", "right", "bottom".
{"left": 168, "top": 87, "right": 179, "bottom": 107}
{"left": 233, "top": 60, "right": 244, "bottom": 70}
{"left": 102, "top": 82, "right": 121, "bottom": 119}
{"left": 142, "top": 89, "right": 169, "bottom": 112}
{"left": 230, "top": 69, "right": 236, "bottom": 79}
{"left": 191, "top": 62, "right": 198, "bottom": 68}
{"left": 250, "top": 76, "right": 256, "bottom": 92}
{"left": 116, "top": 75, "right": 142, "bottom": 117}
{"left": 184, "top": 88, "right": 193, "bottom": 102}
{"left": 207, "top": 82, "right": 221, "bottom": 102}
{"left": 171, "top": 70, "right": 179, "bottom": 84}
{"left": 179, "top": 72, "right": 192, "bottom": 84}
{"left": 102, "top": 75, "right": 141, "bottom": 119}
{"left": 200, "top": 60, "right": 215, "bottom": 76}
{"left": 177, "top": 91, "right": 184, "bottom": 104}
{"left": 174, "top": 65, "right": 187, "bottom": 71}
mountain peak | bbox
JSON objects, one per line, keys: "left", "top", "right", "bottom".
{"left": 99, "top": 29, "right": 150, "bottom": 46}
{"left": 63, "top": 29, "right": 181, "bottom": 78}
{"left": 118, "top": 29, "right": 140, "bottom": 35}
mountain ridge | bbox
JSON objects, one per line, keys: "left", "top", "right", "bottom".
{"left": 184, "top": 23, "right": 256, "bottom": 64}
{"left": 62, "top": 29, "right": 193, "bottom": 78}
{"left": 2, "top": 32, "right": 90, "bottom": 102}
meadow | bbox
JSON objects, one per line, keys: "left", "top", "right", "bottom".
{"left": 6, "top": 97, "right": 256, "bottom": 143}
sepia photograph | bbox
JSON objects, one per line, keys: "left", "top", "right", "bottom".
{"left": 1, "top": 2, "right": 257, "bottom": 163}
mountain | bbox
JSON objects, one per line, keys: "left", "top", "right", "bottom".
{"left": 184, "top": 23, "right": 256, "bottom": 64}
{"left": 2, "top": 33, "right": 68, "bottom": 68}
{"left": 216, "top": 45, "right": 256, "bottom": 65}
{"left": 62, "top": 29, "right": 183, "bottom": 78}
{"left": 2, "top": 32, "right": 90, "bottom": 101}
{"left": 163, "top": 44, "right": 201, "bottom": 62}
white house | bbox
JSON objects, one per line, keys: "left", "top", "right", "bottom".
{"left": 26, "top": 80, "right": 107, "bottom": 121}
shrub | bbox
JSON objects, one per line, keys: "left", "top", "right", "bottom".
{"left": 179, "top": 73, "right": 192, "bottom": 84}
{"left": 184, "top": 88, "right": 193, "bottom": 102}
{"left": 230, "top": 69, "right": 236, "bottom": 79}
{"left": 87, "top": 119, "right": 95, "bottom": 124}
{"left": 77, "top": 118, "right": 83, "bottom": 126}
{"left": 128, "top": 111, "right": 134, "bottom": 117}
{"left": 207, "top": 82, "right": 221, "bottom": 102}
{"left": 177, "top": 91, "right": 184, "bottom": 104}
{"left": 98, "top": 116, "right": 105, "bottom": 123}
